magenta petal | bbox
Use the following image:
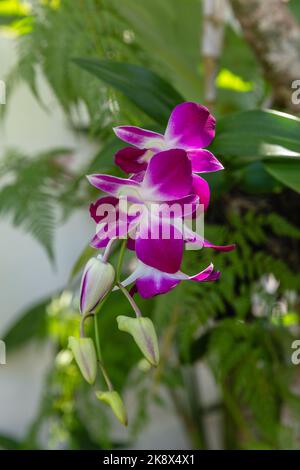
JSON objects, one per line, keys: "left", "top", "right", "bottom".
{"left": 203, "top": 240, "right": 236, "bottom": 252}
{"left": 165, "top": 102, "right": 216, "bottom": 149}
{"left": 136, "top": 272, "right": 180, "bottom": 298}
{"left": 127, "top": 237, "right": 136, "bottom": 251}
{"left": 156, "top": 194, "right": 199, "bottom": 219}
{"left": 90, "top": 213, "right": 140, "bottom": 249}
{"left": 189, "top": 149, "right": 224, "bottom": 173}
{"left": 90, "top": 233, "right": 111, "bottom": 249}
{"left": 113, "top": 126, "right": 165, "bottom": 151}
{"left": 190, "top": 263, "right": 220, "bottom": 282}
{"left": 135, "top": 216, "right": 184, "bottom": 273}
{"left": 205, "top": 271, "right": 221, "bottom": 281}
{"left": 89, "top": 196, "right": 119, "bottom": 223}
{"left": 87, "top": 174, "right": 140, "bottom": 197}
{"left": 115, "top": 147, "right": 148, "bottom": 174}
{"left": 142, "top": 149, "right": 192, "bottom": 201}
{"left": 192, "top": 174, "right": 210, "bottom": 211}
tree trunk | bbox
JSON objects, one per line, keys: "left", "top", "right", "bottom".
{"left": 201, "top": 0, "right": 229, "bottom": 107}
{"left": 229, "top": 0, "right": 300, "bottom": 111}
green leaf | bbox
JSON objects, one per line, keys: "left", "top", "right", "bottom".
{"left": 264, "top": 158, "right": 300, "bottom": 193}
{"left": 0, "top": 433, "right": 21, "bottom": 450}
{"left": 3, "top": 299, "right": 50, "bottom": 353}
{"left": 73, "top": 58, "right": 183, "bottom": 125}
{"left": 211, "top": 110, "right": 300, "bottom": 163}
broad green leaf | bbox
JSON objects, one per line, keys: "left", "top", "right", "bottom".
{"left": 117, "top": 0, "right": 201, "bottom": 101}
{"left": 264, "top": 158, "right": 300, "bottom": 193}
{"left": 211, "top": 110, "right": 300, "bottom": 163}
{"left": 3, "top": 298, "right": 50, "bottom": 352}
{"left": 73, "top": 58, "right": 184, "bottom": 125}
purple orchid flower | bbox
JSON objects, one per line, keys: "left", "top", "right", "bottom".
{"left": 113, "top": 102, "right": 223, "bottom": 175}
{"left": 117, "top": 260, "right": 220, "bottom": 299}
{"left": 88, "top": 149, "right": 202, "bottom": 274}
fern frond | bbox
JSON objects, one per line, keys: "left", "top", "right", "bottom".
{"left": 0, "top": 148, "right": 72, "bottom": 260}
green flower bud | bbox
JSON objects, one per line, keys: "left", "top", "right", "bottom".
{"left": 96, "top": 390, "right": 128, "bottom": 426}
{"left": 117, "top": 316, "right": 159, "bottom": 367}
{"left": 68, "top": 336, "right": 97, "bottom": 384}
{"left": 80, "top": 256, "right": 115, "bottom": 315}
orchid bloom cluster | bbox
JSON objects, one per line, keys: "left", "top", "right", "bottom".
{"left": 69, "top": 102, "right": 234, "bottom": 425}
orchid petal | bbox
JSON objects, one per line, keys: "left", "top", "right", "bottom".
{"left": 141, "top": 149, "right": 193, "bottom": 201}
{"left": 192, "top": 174, "right": 210, "bottom": 211}
{"left": 115, "top": 147, "right": 148, "bottom": 174}
{"left": 119, "top": 261, "right": 220, "bottom": 298}
{"left": 136, "top": 271, "right": 180, "bottom": 298}
{"left": 90, "top": 213, "right": 140, "bottom": 249}
{"left": 189, "top": 149, "right": 224, "bottom": 173}
{"left": 113, "top": 126, "right": 165, "bottom": 151}
{"left": 152, "top": 194, "right": 199, "bottom": 219}
{"left": 189, "top": 263, "right": 220, "bottom": 282}
{"left": 135, "top": 213, "right": 184, "bottom": 273}
{"left": 87, "top": 174, "right": 141, "bottom": 200}
{"left": 203, "top": 240, "right": 236, "bottom": 252}
{"left": 89, "top": 196, "right": 119, "bottom": 224}
{"left": 165, "top": 102, "right": 216, "bottom": 149}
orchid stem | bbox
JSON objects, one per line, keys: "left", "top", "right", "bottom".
{"left": 91, "top": 238, "right": 128, "bottom": 389}
{"left": 93, "top": 313, "right": 103, "bottom": 361}
{"left": 118, "top": 282, "right": 142, "bottom": 318}
{"left": 116, "top": 239, "right": 127, "bottom": 283}
{"left": 80, "top": 313, "right": 93, "bottom": 338}
{"left": 93, "top": 314, "right": 113, "bottom": 391}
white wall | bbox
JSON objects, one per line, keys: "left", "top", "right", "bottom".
{"left": 0, "top": 35, "right": 96, "bottom": 439}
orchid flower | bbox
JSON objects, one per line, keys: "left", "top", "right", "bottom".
{"left": 72, "top": 101, "right": 235, "bottom": 426}
{"left": 117, "top": 260, "right": 220, "bottom": 299}
{"left": 88, "top": 149, "right": 203, "bottom": 273}
{"left": 114, "top": 102, "right": 223, "bottom": 176}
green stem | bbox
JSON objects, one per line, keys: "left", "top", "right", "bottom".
{"left": 93, "top": 314, "right": 113, "bottom": 391}
{"left": 118, "top": 282, "right": 142, "bottom": 318}
{"left": 80, "top": 313, "right": 93, "bottom": 338}
{"left": 116, "top": 239, "right": 127, "bottom": 283}
{"left": 93, "top": 313, "right": 103, "bottom": 362}
{"left": 91, "top": 238, "right": 128, "bottom": 391}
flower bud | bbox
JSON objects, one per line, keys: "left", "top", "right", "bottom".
{"left": 96, "top": 390, "right": 128, "bottom": 426}
{"left": 80, "top": 256, "right": 115, "bottom": 314}
{"left": 68, "top": 336, "right": 97, "bottom": 384}
{"left": 117, "top": 316, "right": 160, "bottom": 367}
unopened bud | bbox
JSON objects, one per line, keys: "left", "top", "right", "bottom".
{"left": 96, "top": 390, "right": 128, "bottom": 426}
{"left": 80, "top": 256, "right": 115, "bottom": 314}
{"left": 117, "top": 316, "right": 160, "bottom": 367}
{"left": 68, "top": 336, "right": 97, "bottom": 384}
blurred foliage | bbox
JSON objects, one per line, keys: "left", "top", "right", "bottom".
{"left": 1, "top": 0, "right": 300, "bottom": 451}
{"left": 0, "top": 148, "right": 73, "bottom": 259}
